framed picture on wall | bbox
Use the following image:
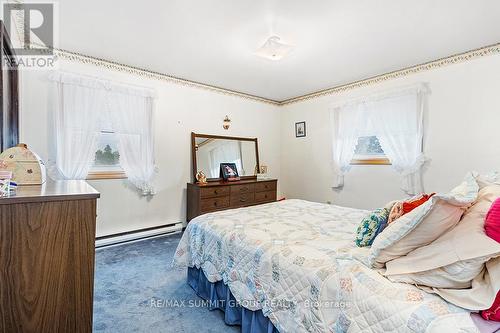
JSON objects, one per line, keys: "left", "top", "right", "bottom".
{"left": 220, "top": 163, "right": 240, "bottom": 181}
{"left": 295, "top": 121, "right": 306, "bottom": 138}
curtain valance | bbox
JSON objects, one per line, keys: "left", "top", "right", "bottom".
{"left": 49, "top": 72, "right": 157, "bottom": 98}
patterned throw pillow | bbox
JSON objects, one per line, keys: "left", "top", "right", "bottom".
{"left": 388, "top": 194, "right": 436, "bottom": 224}
{"left": 355, "top": 208, "right": 391, "bottom": 247}
{"left": 388, "top": 202, "right": 404, "bottom": 224}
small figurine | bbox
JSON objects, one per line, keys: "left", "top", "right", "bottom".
{"left": 196, "top": 171, "right": 207, "bottom": 185}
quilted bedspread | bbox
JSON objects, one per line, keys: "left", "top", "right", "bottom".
{"left": 172, "top": 199, "right": 479, "bottom": 333}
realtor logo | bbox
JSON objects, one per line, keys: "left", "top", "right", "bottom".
{"left": 2, "top": 1, "right": 58, "bottom": 69}
{"left": 3, "top": 2, "right": 54, "bottom": 55}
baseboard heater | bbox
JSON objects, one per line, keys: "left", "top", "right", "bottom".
{"left": 95, "top": 223, "right": 183, "bottom": 248}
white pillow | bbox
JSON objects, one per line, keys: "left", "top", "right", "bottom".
{"left": 386, "top": 256, "right": 488, "bottom": 289}
{"left": 383, "top": 183, "right": 500, "bottom": 288}
{"left": 474, "top": 171, "right": 500, "bottom": 189}
{"left": 368, "top": 172, "right": 479, "bottom": 268}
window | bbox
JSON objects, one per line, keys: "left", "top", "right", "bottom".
{"left": 87, "top": 131, "right": 127, "bottom": 180}
{"left": 351, "top": 136, "right": 391, "bottom": 165}
{"left": 51, "top": 72, "right": 155, "bottom": 193}
{"left": 330, "top": 83, "right": 428, "bottom": 193}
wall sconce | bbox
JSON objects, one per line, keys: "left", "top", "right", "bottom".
{"left": 223, "top": 115, "right": 231, "bottom": 130}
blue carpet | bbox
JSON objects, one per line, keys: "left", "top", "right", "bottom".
{"left": 93, "top": 233, "right": 239, "bottom": 333}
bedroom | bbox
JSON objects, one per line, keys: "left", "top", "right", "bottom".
{"left": 0, "top": 0, "right": 499, "bottom": 332}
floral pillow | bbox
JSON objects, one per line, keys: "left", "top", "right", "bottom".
{"left": 355, "top": 207, "right": 391, "bottom": 247}
{"left": 388, "top": 193, "right": 436, "bottom": 224}
{"left": 388, "top": 202, "right": 404, "bottom": 224}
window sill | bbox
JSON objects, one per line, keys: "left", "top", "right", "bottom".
{"left": 351, "top": 158, "right": 391, "bottom": 165}
{"left": 87, "top": 171, "right": 127, "bottom": 180}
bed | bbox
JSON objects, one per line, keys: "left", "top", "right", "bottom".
{"left": 173, "top": 199, "right": 480, "bottom": 333}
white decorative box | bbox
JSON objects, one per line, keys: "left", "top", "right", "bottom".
{"left": 0, "top": 144, "right": 46, "bottom": 185}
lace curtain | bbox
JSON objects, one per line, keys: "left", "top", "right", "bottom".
{"left": 51, "top": 76, "right": 104, "bottom": 179}
{"left": 108, "top": 89, "right": 156, "bottom": 195}
{"left": 367, "top": 89, "right": 427, "bottom": 194}
{"left": 330, "top": 84, "right": 429, "bottom": 195}
{"left": 49, "top": 72, "right": 156, "bottom": 195}
{"left": 330, "top": 103, "right": 362, "bottom": 188}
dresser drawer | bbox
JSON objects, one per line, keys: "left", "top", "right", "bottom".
{"left": 187, "top": 179, "right": 278, "bottom": 222}
{"left": 230, "top": 183, "right": 255, "bottom": 194}
{"left": 200, "top": 196, "right": 230, "bottom": 212}
{"left": 255, "top": 181, "right": 276, "bottom": 193}
{"left": 255, "top": 190, "right": 276, "bottom": 203}
{"left": 230, "top": 193, "right": 255, "bottom": 207}
{"left": 200, "top": 186, "right": 230, "bottom": 198}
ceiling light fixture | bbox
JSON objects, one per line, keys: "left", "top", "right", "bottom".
{"left": 255, "top": 36, "right": 293, "bottom": 61}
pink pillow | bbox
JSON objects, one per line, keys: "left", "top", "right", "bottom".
{"left": 485, "top": 198, "right": 500, "bottom": 243}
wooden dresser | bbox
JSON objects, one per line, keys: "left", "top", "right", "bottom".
{"left": 0, "top": 181, "right": 100, "bottom": 333}
{"left": 187, "top": 178, "right": 277, "bottom": 221}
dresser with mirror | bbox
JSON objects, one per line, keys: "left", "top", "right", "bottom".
{"left": 187, "top": 132, "right": 277, "bottom": 222}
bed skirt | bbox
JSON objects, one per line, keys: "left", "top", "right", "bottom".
{"left": 187, "top": 267, "right": 279, "bottom": 333}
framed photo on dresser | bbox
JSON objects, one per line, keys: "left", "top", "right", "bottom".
{"left": 220, "top": 163, "right": 240, "bottom": 181}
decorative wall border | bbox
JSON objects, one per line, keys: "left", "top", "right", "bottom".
{"left": 53, "top": 48, "right": 282, "bottom": 106}
{"left": 279, "top": 42, "right": 500, "bottom": 105}
{"left": 52, "top": 42, "right": 500, "bottom": 107}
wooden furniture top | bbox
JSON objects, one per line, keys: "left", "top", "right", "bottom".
{"left": 188, "top": 178, "right": 277, "bottom": 187}
{"left": 0, "top": 180, "right": 100, "bottom": 205}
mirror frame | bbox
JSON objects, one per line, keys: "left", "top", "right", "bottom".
{"left": 0, "top": 21, "right": 19, "bottom": 151}
{"left": 191, "top": 132, "right": 260, "bottom": 182}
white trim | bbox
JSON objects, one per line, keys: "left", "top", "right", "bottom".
{"left": 352, "top": 154, "right": 388, "bottom": 160}
{"left": 95, "top": 223, "right": 183, "bottom": 248}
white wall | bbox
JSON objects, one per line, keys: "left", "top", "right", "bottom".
{"left": 20, "top": 53, "right": 500, "bottom": 236}
{"left": 20, "top": 59, "right": 281, "bottom": 237}
{"left": 280, "top": 54, "right": 500, "bottom": 210}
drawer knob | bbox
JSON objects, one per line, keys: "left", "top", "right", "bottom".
{"left": 214, "top": 190, "right": 218, "bottom": 194}
{"left": 214, "top": 202, "right": 218, "bottom": 206}
{"left": 265, "top": 194, "right": 268, "bottom": 198}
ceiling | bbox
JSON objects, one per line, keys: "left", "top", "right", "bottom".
{"left": 58, "top": 0, "right": 500, "bottom": 102}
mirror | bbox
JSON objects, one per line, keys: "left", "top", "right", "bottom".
{"left": 191, "top": 133, "right": 259, "bottom": 181}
